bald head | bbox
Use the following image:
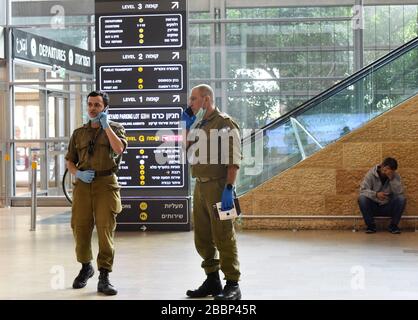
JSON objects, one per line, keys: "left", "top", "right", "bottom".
{"left": 192, "top": 84, "right": 214, "bottom": 103}
{"left": 189, "top": 84, "right": 216, "bottom": 118}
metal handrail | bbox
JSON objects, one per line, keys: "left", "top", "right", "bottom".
{"left": 189, "top": 16, "right": 353, "bottom": 24}
{"left": 9, "top": 138, "right": 69, "bottom": 143}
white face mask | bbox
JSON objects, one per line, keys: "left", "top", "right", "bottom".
{"left": 88, "top": 114, "right": 101, "bottom": 123}
{"left": 88, "top": 108, "right": 108, "bottom": 123}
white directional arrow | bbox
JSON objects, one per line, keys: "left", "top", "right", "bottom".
{"left": 171, "top": 2, "right": 179, "bottom": 9}
{"left": 172, "top": 52, "right": 180, "bottom": 60}
{"left": 173, "top": 95, "right": 180, "bottom": 103}
{"left": 140, "top": 225, "right": 147, "bottom": 232}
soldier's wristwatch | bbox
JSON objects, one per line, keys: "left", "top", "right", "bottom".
{"left": 226, "top": 183, "right": 234, "bottom": 190}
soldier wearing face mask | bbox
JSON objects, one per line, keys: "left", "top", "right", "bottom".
{"left": 65, "top": 91, "right": 127, "bottom": 296}
{"left": 182, "top": 84, "right": 243, "bottom": 300}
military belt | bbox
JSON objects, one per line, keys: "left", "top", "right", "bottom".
{"left": 94, "top": 169, "right": 114, "bottom": 177}
{"left": 195, "top": 177, "right": 223, "bottom": 183}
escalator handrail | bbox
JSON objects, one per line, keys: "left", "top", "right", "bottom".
{"left": 243, "top": 36, "right": 418, "bottom": 142}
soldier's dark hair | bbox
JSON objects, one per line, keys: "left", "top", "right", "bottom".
{"left": 87, "top": 91, "right": 110, "bottom": 108}
{"left": 382, "top": 157, "right": 398, "bottom": 170}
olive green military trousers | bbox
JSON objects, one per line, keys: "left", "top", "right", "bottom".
{"left": 71, "top": 175, "right": 122, "bottom": 272}
{"left": 193, "top": 178, "right": 241, "bottom": 281}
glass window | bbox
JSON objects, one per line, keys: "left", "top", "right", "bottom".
{"left": 14, "top": 87, "right": 41, "bottom": 140}
{"left": 191, "top": 4, "right": 418, "bottom": 131}
{"left": 0, "top": 0, "right": 6, "bottom": 25}
{"left": 26, "top": 27, "right": 90, "bottom": 50}
{"left": 404, "top": 5, "right": 418, "bottom": 40}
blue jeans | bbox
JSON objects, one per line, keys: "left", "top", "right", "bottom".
{"left": 358, "top": 195, "right": 406, "bottom": 228}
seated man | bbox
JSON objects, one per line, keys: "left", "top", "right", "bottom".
{"left": 358, "top": 157, "right": 406, "bottom": 234}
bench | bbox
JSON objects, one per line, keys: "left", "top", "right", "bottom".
{"left": 241, "top": 215, "right": 418, "bottom": 232}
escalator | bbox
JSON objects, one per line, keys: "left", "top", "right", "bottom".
{"left": 237, "top": 37, "right": 418, "bottom": 196}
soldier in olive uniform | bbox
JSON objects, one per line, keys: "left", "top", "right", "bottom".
{"left": 65, "top": 91, "right": 127, "bottom": 296}
{"left": 183, "top": 84, "right": 242, "bottom": 300}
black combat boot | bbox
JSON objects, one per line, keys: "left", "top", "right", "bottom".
{"left": 214, "top": 280, "right": 241, "bottom": 300}
{"left": 97, "top": 268, "right": 118, "bottom": 296}
{"left": 72, "top": 262, "right": 94, "bottom": 289}
{"left": 186, "top": 271, "right": 222, "bottom": 298}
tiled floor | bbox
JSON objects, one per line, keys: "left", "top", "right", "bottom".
{"left": 1, "top": 207, "right": 418, "bottom": 300}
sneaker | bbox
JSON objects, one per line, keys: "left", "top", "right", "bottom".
{"left": 365, "top": 226, "right": 376, "bottom": 234}
{"left": 388, "top": 224, "right": 401, "bottom": 234}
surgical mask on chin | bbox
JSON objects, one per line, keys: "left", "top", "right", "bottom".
{"left": 88, "top": 114, "right": 100, "bottom": 123}
{"left": 195, "top": 107, "right": 207, "bottom": 122}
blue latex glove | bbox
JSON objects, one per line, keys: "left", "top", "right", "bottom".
{"left": 182, "top": 108, "right": 196, "bottom": 130}
{"left": 221, "top": 186, "right": 234, "bottom": 211}
{"left": 99, "top": 111, "right": 109, "bottom": 129}
{"left": 76, "top": 170, "right": 95, "bottom": 183}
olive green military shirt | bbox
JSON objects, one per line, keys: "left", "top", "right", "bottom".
{"left": 190, "top": 108, "right": 242, "bottom": 178}
{"left": 65, "top": 121, "right": 127, "bottom": 172}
